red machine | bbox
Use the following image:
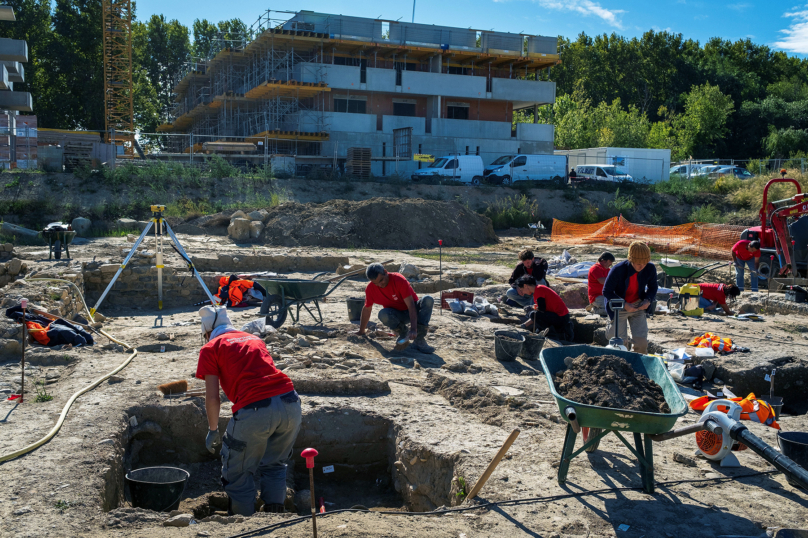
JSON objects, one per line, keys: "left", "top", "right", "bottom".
{"left": 741, "top": 170, "right": 808, "bottom": 281}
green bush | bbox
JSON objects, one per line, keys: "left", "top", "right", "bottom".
{"left": 579, "top": 199, "right": 600, "bottom": 223}
{"left": 482, "top": 195, "right": 538, "bottom": 229}
{"left": 688, "top": 204, "right": 725, "bottom": 223}
{"left": 606, "top": 188, "right": 636, "bottom": 217}
{"left": 208, "top": 155, "right": 239, "bottom": 179}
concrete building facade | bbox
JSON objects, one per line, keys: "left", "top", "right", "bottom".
{"left": 163, "top": 10, "right": 558, "bottom": 176}
{"left": 0, "top": 6, "right": 35, "bottom": 169}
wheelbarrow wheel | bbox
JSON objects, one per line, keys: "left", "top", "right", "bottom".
{"left": 582, "top": 427, "right": 602, "bottom": 453}
{"left": 53, "top": 239, "right": 62, "bottom": 260}
{"left": 263, "top": 294, "right": 288, "bottom": 328}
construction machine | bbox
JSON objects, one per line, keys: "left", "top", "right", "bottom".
{"left": 740, "top": 170, "right": 808, "bottom": 284}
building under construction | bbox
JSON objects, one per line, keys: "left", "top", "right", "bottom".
{"left": 161, "top": 10, "right": 558, "bottom": 176}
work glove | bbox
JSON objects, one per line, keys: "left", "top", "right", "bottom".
{"left": 205, "top": 428, "right": 221, "bottom": 454}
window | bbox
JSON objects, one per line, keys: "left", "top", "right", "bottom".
{"left": 334, "top": 98, "right": 366, "bottom": 113}
{"left": 446, "top": 159, "right": 458, "bottom": 169}
{"left": 596, "top": 168, "right": 607, "bottom": 178}
{"left": 447, "top": 105, "right": 469, "bottom": 120}
{"left": 360, "top": 59, "right": 367, "bottom": 84}
{"left": 393, "top": 102, "right": 416, "bottom": 117}
{"left": 513, "top": 156, "right": 527, "bottom": 167}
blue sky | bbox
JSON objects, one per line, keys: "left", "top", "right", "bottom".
{"left": 132, "top": 0, "right": 808, "bottom": 55}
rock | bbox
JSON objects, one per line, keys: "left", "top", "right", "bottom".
{"left": 0, "top": 338, "right": 20, "bottom": 355}
{"left": 71, "top": 217, "right": 92, "bottom": 237}
{"left": 249, "top": 220, "right": 264, "bottom": 239}
{"left": 108, "top": 375, "right": 124, "bottom": 384}
{"left": 673, "top": 452, "right": 698, "bottom": 467}
{"left": 294, "top": 489, "right": 311, "bottom": 513}
{"left": 97, "top": 439, "right": 115, "bottom": 446}
{"left": 557, "top": 283, "right": 589, "bottom": 310}
{"left": 115, "top": 218, "right": 138, "bottom": 230}
{"left": 701, "top": 360, "right": 716, "bottom": 381}
{"left": 12, "top": 506, "right": 32, "bottom": 516}
{"left": 297, "top": 337, "right": 311, "bottom": 348}
{"left": 227, "top": 218, "right": 251, "bottom": 242}
{"left": 137, "top": 221, "right": 150, "bottom": 231}
{"left": 163, "top": 513, "right": 193, "bottom": 527}
{"left": 7, "top": 258, "right": 22, "bottom": 276}
{"left": 399, "top": 263, "right": 420, "bottom": 279}
{"left": 156, "top": 333, "right": 170, "bottom": 341}
{"left": 247, "top": 210, "right": 265, "bottom": 221}
{"left": 2, "top": 243, "right": 12, "bottom": 252}
{"left": 229, "top": 210, "right": 248, "bottom": 223}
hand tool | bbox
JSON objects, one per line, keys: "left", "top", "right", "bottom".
{"left": 301, "top": 448, "right": 319, "bottom": 538}
{"left": 464, "top": 429, "right": 520, "bottom": 502}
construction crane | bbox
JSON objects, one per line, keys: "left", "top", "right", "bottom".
{"left": 102, "top": 0, "right": 134, "bottom": 157}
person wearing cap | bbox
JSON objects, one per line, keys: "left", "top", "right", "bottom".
{"left": 196, "top": 306, "right": 301, "bottom": 516}
{"left": 587, "top": 251, "right": 615, "bottom": 316}
{"left": 602, "top": 242, "right": 658, "bottom": 354}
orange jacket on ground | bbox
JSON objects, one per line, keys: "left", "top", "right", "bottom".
{"left": 689, "top": 392, "right": 780, "bottom": 429}
{"left": 215, "top": 277, "right": 255, "bottom": 307}
{"left": 26, "top": 321, "right": 50, "bottom": 345}
{"left": 688, "top": 332, "right": 732, "bottom": 352}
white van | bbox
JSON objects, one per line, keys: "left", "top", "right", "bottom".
{"left": 411, "top": 155, "right": 484, "bottom": 184}
{"left": 484, "top": 154, "right": 567, "bottom": 185}
{"left": 573, "top": 164, "right": 633, "bottom": 182}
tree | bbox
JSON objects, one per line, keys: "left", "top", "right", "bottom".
{"left": 764, "top": 127, "right": 808, "bottom": 158}
{"left": 674, "top": 83, "right": 735, "bottom": 158}
{"left": 139, "top": 15, "right": 191, "bottom": 122}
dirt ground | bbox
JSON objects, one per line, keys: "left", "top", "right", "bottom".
{"left": 0, "top": 231, "right": 807, "bottom": 538}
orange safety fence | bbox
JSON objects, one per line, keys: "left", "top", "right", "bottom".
{"left": 551, "top": 217, "right": 747, "bottom": 260}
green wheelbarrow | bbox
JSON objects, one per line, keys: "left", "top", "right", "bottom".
{"left": 256, "top": 272, "right": 356, "bottom": 328}
{"left": 659, "top": 261, "right": 728, "bottom": 288}
{"left": 540, "top": 345, "right": 689, "bottom": 494}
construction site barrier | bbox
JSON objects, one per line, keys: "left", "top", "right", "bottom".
{"left": 550, "top": 217, "right": 747, "bottom": 261}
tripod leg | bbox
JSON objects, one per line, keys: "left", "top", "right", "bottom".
{"left": 90, "top": 221, "right": 154, "bottom": 319}
{"left": 155, "top": 217, "right": 163, "bottom": 310}
{"left": 164, "top": 222, "right": 219, "bottom": 305}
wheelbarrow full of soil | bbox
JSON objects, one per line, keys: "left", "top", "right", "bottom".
{"left": 540, "top": 345, "right": 688, "bottom": 493}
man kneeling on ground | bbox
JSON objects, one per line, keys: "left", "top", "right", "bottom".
{"left": 196, "top": 306, "right": 301, "bottom": 516}
{"left": 503, "top": 249, "right": 549, "bottom": 308}
{"left": 697, "top": 282, "right": 740, "bottom": 315}
{"left": 587, "top": 251, "right": 615, "bottom": 315}
{"left": 515, "top": 275, "right": 574, "bottom": 341}
{"left": 355, "top": 263, "right": 435, "bottom": 353}
{"left": 603, "top": 242, "right": 657, "bottom": 354}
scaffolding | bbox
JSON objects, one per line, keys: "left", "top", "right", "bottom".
{"left": 102, "top": 0, "right": 134, "bottom": 157}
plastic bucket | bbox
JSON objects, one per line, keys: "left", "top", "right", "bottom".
{"left": 494, "top": 330, "right": 525, "bottom": 362}
{"left": 778, "top": 431, "right": 808, "bottom": 489}
{"left": 762, "top": 396, "right": 784, "bottom": 420}
{"left": 346, "top": 297, "right": 365, "bottom": 322}
{"left": 519, "top": 333, "right": 545, "bottom": 361}
{"left": 125, "top": 466, "right": 190, "bottom": 512}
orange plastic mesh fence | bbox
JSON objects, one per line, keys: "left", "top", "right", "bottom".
{"left": 551, "top": 217, "right": 747, "bottom": 260}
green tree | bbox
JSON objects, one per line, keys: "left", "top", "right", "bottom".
{"left": 140, "top": 15, "right": 191, "bottom": 122}
{"left": 764, "top": 127, "right": 808, "bottom": 158}
{"left": 674, "top": 83, "right": 735, "bottom": 158}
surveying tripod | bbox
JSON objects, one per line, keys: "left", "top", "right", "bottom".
{"left": 89, "top": 205, "right": 219, "bottom": 318}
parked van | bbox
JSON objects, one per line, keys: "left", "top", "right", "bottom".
{"left": 573, "top": 164, "right": 633, "bottom": 182}
{"left": 484, "top": 154, "right": 567, "bottom": 184}
{"left": 411, "top": 155, "right": 484, "bottom": 184}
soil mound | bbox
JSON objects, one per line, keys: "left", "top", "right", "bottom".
{"left": 258, "top": 197, "right": 498, "bottom": 249}
{"left": 554, "top": 354, "right": 670, "bottom": 413}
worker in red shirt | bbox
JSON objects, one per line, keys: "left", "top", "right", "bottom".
{"left": 196, "top": 306, "right": 301, "bottom": 516}
{"left": 587, "top": 252, "right": 615, "bottom": 315}
{"left": 355, "top": 263, "right": 435, "bottom": 353}
{"left": 697, "top": 283, "right": 740, "bottom": 315}
{"left": 731, "top": 239, "right": 761, "bottom": 292}
{"left": 514, "top": 275, "right": 574, "bottom": 341}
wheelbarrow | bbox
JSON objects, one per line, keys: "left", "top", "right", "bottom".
{"left": 540, "top": 345, "right": 688, "bottom": 493}
{"left": 659, "top": 261, "right": 728, "bottom": 288}
{"left": 41, "top": 223, "right": 77, "bottom": 260}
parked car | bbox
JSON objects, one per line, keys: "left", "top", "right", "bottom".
{"left": 484, "top": 154, "right": 567, "bottom": 184}
{"left": 411, "top": 155, "right": 484, "bottom": 184}
{"left": 573, "top": 164, "right": 633, "bottom": 182}
{"left": 694, "top": 165, "right": 722, "bottom": 177}
{"left": 714, "top": 166, "right": 753, "bottom": 179}
{"left": 669, "top": 164, "right": 710, "bottom": 178}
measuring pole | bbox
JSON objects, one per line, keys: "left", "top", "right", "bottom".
{"left": 301, "top": 448, "right": 319, "bottom": 538}
{"left": 20, "top": 298, "right": 27, "bottom": 403}
{"left": 155, "top": 208, "right": 164, "bottom": 310}
{"left": 439, "top": 239, "right": 443, "bottom": 315}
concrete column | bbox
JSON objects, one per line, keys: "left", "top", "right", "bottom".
{"left": 430, "top": 54, "right": 442, "bottom": 73}
{"left": 533, "top": 104, "right": 538, "bottom": 124}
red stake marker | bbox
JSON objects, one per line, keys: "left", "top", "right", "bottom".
{"left": 301, "top": 448, "right": 319, "bottom": 538}
{"left": 439, "top": 240, "right": 443, "bottom": 315}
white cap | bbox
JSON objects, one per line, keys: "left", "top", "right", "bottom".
{"left": 199, "top": 305, "right": 231, "bottom": 335}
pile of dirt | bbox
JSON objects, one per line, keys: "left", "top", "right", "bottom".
{"left": 257, "top": 198, "right": 498, "bottom": 249}
{"left": 554, "top": 354, "right": 670, "bottom": 413}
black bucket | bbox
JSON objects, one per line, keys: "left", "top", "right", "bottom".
{"left": 762, "top": 396, "right": 784, "bottom": 420}
{"left": 125, "top": 466, "right": 190, "bottom": 512}
{"left": 778, "top": 431, "right": 808, "bottom": 489}
{"left": 347, "top": 297, "right": 365, "bottom": 322}
{"left": 519, "top": 333, "right": 545, "bottom": 361}
{"left": 494, "top": 330, "right": 525, "bottom": 362}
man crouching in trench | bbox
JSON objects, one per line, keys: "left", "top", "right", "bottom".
{"left": 196, "top": 305, "right": 301, "bottom": 515}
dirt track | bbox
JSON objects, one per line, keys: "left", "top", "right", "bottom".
{"left": 0, "top": 232, "right": 807, "bottom": 538}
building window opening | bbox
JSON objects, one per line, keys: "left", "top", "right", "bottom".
{"left": 447, "top": 103, "right": 470, "bottom": 120}
{"left": 393, "top": 102, "right": 416, "bottom": 117}
{"left": 360, "top": 59, "right": 367, "bottom": 83}
{"left": 335, "top": 98, "right": 367, "bottom": 114}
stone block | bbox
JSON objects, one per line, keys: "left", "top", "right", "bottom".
{"left": 249, "top": 220, "right": 264, "bottom": 239}
{"left": 71, "top": 217, "right": 92, "bottom": 237}
{"left": 2, "top": 243, "right": 12, "bottom": 252}
{"left": 228, "top": 218, "right": 251, "bottom": 242}
{"left": 115, "top": 218, "right": 138, "bottom": 229}
{"left": 99, "top": 264, "right": 119, "bottom": 274}
{"left": 6, "top": 257, "right": 22, "bottom": 275}
{"left": 229, "top": 210, "right": 248, "bottom": 223}
{"left": 248, "top": 210, "right": 265, "bottom": 221}
{"left": 399, "top": 263, "right": 420, "bottom": 278}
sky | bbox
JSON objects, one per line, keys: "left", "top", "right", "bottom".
{"left": 132, "top": 0, "right": 808, "bottom": 56}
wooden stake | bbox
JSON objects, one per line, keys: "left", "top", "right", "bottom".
{"left": 465, "top": 429, "right": 520, "bottom": 502}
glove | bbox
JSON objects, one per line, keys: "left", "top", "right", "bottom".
{"left": 205, "top": 429, "right": 221, "bottom": 454}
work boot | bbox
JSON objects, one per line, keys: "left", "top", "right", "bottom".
{"left": 412, "top": 324, "right": 435, "bottom": 354}
{"left": 393, "top": 324, "right": 411, "bottom": 351}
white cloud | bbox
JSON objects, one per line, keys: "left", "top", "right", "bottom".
{"left": 727, "top": 2, "right": 752, "bottom": 11}
{"left": 534, "top": 0, "right": 625, "bottom": 29}
{"left": 774, "top": 5, "right": 808, "bottom": 53}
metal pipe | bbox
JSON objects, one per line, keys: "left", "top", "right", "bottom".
{"left": 564, "top": 407, "right": 580, "bottom": 434}
{"left": 649, "top": 422, "right": 708, "bottom": 442}
{"left": 20, "top": 298, "right": 26, "bottom": 403}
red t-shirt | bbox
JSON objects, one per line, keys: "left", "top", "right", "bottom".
{"left": 699, "top": 283, "right": 726, "bottom": 305}
{"left": 523, "top": 262, "right": 533, "bottom": 276}
{"left": 625, "top": 273, "right": 641, "bottom": 303}
{"left": 732, "top": 240, "right": 760, "bottom": 261}
{"left": 588, "top": 263, "right": 610, "bottom": 303}
{"left": 533, "top": 285, "right": 569, "bottom": 317}
{"left": 196, "top": 330, "right": 294, "bottom": 413}
{"left": 364, "top": 272, "right": 418, "bottom": 310}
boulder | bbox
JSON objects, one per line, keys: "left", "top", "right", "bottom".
{"left": 6, "top": 258, "right": 22, "bottom": 276}
{"left": 249, "top": 220, "right": 264, "bottom": 239}
{"left": 247, "top": 210, "right": 266, "bottom": 221}
{"left": 71, "top": 217, "right": 92, "bottom": 237}
{"left": 115, "top": 218, "right": 138, "bottom": 230}
{"left": 229, "top": 210, "right": 248, "bottom": 223}
{"left": 399, "top": 263, "right": 420, "bottom": 279}
{"left": 227, "top": 218, "right": 252, "bottom": 242}
{"left": 137, "top": 221, "right": 150, "bottom": 231}
{"left": 163, "top": 513, "right": 193, "bottom": 527}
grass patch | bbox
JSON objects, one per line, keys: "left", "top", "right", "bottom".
{"left": 481, "top": 195, "right": 538, "bottom": 229}
{"left": 689, "top": 203, "right": 725, "bottom": 223}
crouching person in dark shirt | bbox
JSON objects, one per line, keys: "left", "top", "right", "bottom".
{"left": 514, "top": 275, "right": 574, "bottom": 341}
